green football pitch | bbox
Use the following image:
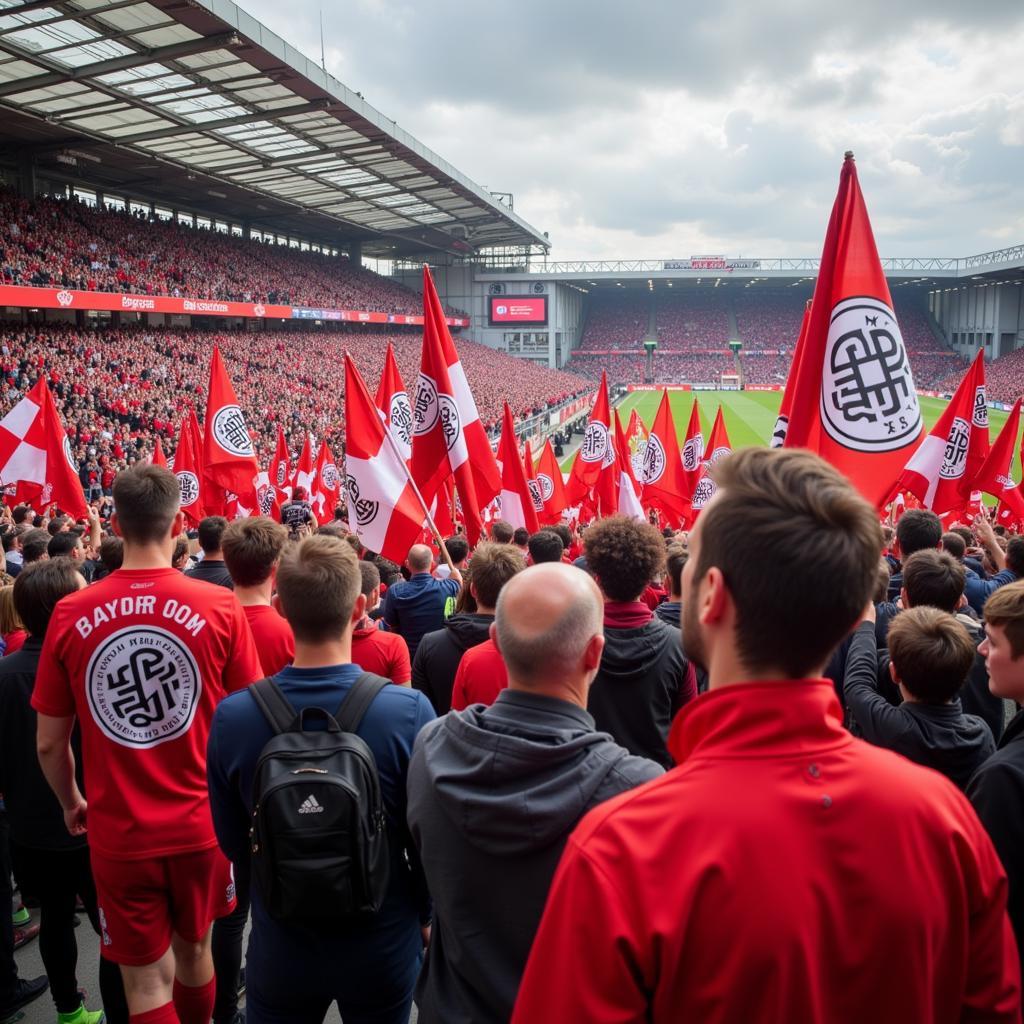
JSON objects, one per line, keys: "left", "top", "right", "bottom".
{"left": 562, "top": 389, "right": 1018, "bottom": 494}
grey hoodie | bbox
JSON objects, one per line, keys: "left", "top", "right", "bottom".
{"left": 407, "top": 688, "right": 662, "bottom": 1024}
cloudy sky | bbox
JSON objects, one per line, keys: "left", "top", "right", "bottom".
{"left": 241, "top": 0, "right": 1024, "bottom": 261}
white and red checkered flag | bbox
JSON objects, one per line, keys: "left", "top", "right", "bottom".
{"left": 896, "top": 349, "right": 989, "bottom": 514}
{"left": 172, "top": 415, "right": 204, "bottom": 527}
{"left": 375, "top": 342, "right": 412, "bottom": 463}
{"left": 497, "top": 402, "right": 539, "bottom": 533}
{"left": 0, "top": 377, "right": 87, "bottom": 518}
{"left": 271, "top": 424, "right": 291, "bottom": 503}
{"left": 345, "top": 353, "right": 426, "bottom": 562}
{"left": 689, "top": 405, "right": 733, "bottom": 525}
{"left": 410, "top": 265, "right": 500, "bottom": 543}
{"left": 203, "top": 346, "right": 259, "bottom": 504}
{"left": 535, "top": 438, "right": 568, "bottom": 525}
{"left": 784, "top": 153, "right": 923, "bottom": 506}
{"left": 312, "top": 437, "right": 341, "bottom": 520}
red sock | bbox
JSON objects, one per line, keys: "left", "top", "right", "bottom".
{"left": 130, "top": 1003, "right": 180, "bottom": 1024}
{"left": 172, "top": 976, "right": 215, "bottom": 1024}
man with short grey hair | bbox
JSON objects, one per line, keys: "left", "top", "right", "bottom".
{"left": 407, "top": 563, "right": 661, "bottom": 1024}
{"left": 381, "top": 544, "right": 462, "bottom": 661}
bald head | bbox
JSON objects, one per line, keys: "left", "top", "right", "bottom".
{"left": 495, "top": 563, "right": 604, "bottom": 691}
{"left": 407, "top": 544, "right": 433, "bottom": 573}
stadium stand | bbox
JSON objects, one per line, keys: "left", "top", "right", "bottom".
{"left": 0, "top": 324, "right": 588, "bottom": 476}
{"left": 0, "top": 190, "right": 468, "bottom": 317}
{"left": 655, "top": 291, "right": 731, "bottom": 351}
{"left": 577, "top": 292, "right": 647, "bottom": 351}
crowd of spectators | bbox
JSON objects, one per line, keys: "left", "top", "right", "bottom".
{"left": 655, "top": 292, "right": 731, "bottom": 351}
{"left": 740, "top": 353, "right": 790, "bottom": 385}
{"left": 733, "top": 291, "right": 805, "bottom": 349}
{"left": 576, "top": 293, "right": 648, "bottom": 351}
{"left": 0, "top": 190, "right": 468, "bottom": 317}
{"left": 0, "top": 322, "right": 588, "bottom": 478}
{"left": 934, "top": 346, "right": 1024, "bottom": 403}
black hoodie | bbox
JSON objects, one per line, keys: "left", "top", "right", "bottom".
{"left": 407, "top": 689, "right": 662, "bottom": 1024}
{"left": 412, "top": 613, "right": 494, "bottom": 715}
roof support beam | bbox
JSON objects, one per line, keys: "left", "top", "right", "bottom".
{"left": 0, "top": 31, "right": 239, "bottom": 98}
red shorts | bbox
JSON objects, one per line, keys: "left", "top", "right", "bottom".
{"left": 90, "top": 845, "right": 237, "bottom": 966}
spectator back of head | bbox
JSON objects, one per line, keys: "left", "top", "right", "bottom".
{"left": 903, "top": 550, "right": 965, "bottom": 613}
{"left": 443, "top": 535, "right": 469, "bottom": 566}
{"left": 222, "top": 516, "right": 288, "bottom": 587}
{"left": 47, "top": 531, "right": 82, "bottom": 559}
{"left": 887, "top": 607, "right": 976, "bottom": 704}
{"left": 491, "top": 520, "right": 514, "bottom": 544}
{"left": 276, "top": 535, "right": 361, "bottom": 643}
{"left": 896, "top": 509, "right": 942, "bottom": 558}
{"left": 198, "top": 515, "right": 229, "bottom": 556}
{"left": 100, "top": 535, "right": 124, "bottom": 574}
{"left": 1007, "top": 537, "right": 1024, "bottom": 577}
{"left": 527, "top": 530, "right": 563, "bottom": 564}
{"left": 665, "top": 544, "right": 687, "bottom": 599}
{"left": 112, "top": 464, "right": 180, "bottom": 544}
{"left": 469, "top": 542, "right": 526, "bottom": 609}
{"left": 513, "top": 527, "right": 530, "bottom": 548}
{"left": 21, "top": 528, "right": 51, "bottom": 564}
{"left": 583, "top": 516, "right": 666, "bottom": 603}
{"left": 940, "top": 532, "right": 966, "bottom": 561}
{"left": 358, "top": 560, "right": 380, "bottom": 597}
{"left": 14, "top": 557, "right": 83, "bottom": 637}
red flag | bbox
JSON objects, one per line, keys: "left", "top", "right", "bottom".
{"left": 566, "top": 372, "right": 614, "bottom": 509}
{"left": 0, "top": 378, "right": 88, "bottom": 518}
{"left": 203, "top": 346, "right": 259, "bottom": 503}
{"left": 895, "top": 350, "right": 989, "bottom": 514}
{"left": 292, "top": 433, "right": 315, "bottom": 497}
{"left": 973, "top": 397, "right": 1024, "bottom": 522}
{"left": 312, "top": 437, "right": 341, "bottom": 520}
{"left": 613, "top": 410, "right": 645, "bottom": 521}
{"left": 523, "top": 441, "right": 545, "bottom": 521}
{"left": 152, "top": 437, "right": 168, "bottom": 468}
{"left": 172, "top": 416, "right": 204, "bottom": 527}
{"left": 375, "top": 342, "right": 413, "bottom": 463}
{"left": 410, "top": 266, "right": 500, "bottom": 544}
{"left": 772, "top": 300, "right": 812, "bottom": 448}
{"left": 431, "top": 476, "right": 456, "bottom": 538}
{"left": 536, "top": 438, "right": 568, "bottom": 525}
{"left": 626, "top": 409, "right": 649, "bottom": 482}
{"left": 783, "top": 154, "right": 922, "bottom": 506}
{"left": 641, "top": 390, "right": 691, "bottom": 525}
{"left": 344, "top": 354, "right": 426, "bottom": 562}
{"left": 271, "top": 425, "right": 290, "bottom": 502}
{"left": 497, "top": 403, "right": 540, "bottom": 533}
{"left": 690, "top": 406, "right": 733, "bottom": 523}
{"left": 254, "top": 468, "right": 282, "bottom": 520}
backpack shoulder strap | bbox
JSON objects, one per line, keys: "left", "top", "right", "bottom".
{"left": 249, "top": 677, "right": 297, "bottom": 735}
{"left": 335, "top": 673, "right": 391, "bottom": 735}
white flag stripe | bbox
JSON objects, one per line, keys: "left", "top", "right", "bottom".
{"left": 499, "top": 488, "right": 527, "bottom": 530}
{"left": 0, "top": 396, "right": 39, "bottom": 438}
{"left": 903, "top": 434, "right": 946, "bottom": 508}
{"left": 618, "top": 471, "right": 645, "bottom": 521}
{"left": 448, "top": 361, "right": 482, "bottom": 427}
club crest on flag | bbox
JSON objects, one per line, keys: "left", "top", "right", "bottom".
{"left": 709, "top": 446, "right": 731, "bottom": 464}
{"left": 528, "top": 478, "right": 543, "bottom": 512}
{"left": 819, "top": 297, "right": 921, "bottom": 452}
{"left": 275, "top": 461, "right": 287, "bottom": 488}
{"left": 439, "top": 395, "right": 461, "bottom": 452}
{"left": 414, "top": 373, "right": 440, "bottom": 435}
{"left": 62, "top": 435, "right": 78, "bottom": 472}
{"left": 175, "top": 471, "right": 200, "bottom": 507}
{"left": 390, "top": 391, "right": 413, "bottom": 448}
{"left": 256, "top": 481, "right": 275, "bottom": 516}
{"left": 642, "top": 435, "right": 667, "bottom": 484}
{"left": 682, "top": 435, "right": 703, "bottom": 471}
{"left": 321, "top": 461, "right": 340, "bottom": 492}
{"left": 580, "top": 422, "right": 609, "bottom": 464}
{"left": 692, "top": 477, "right": 715, "bottom": 509}
{"left": 770, "top": 415, "right": 789, "bottom": 449}
{"left": 973, "top": 387, "right": 988, "bottom": 428}
{"left": 939, "top": 418, "right": 971, "bottom": 480}
{"left": 212, "top": 404, "right": 254, "bottom": 457}
{"left": 537, "top": 472, "right": 554, "bottom": 502}
{"left": 345, "top": 474, "right": 379, "bottom": 527}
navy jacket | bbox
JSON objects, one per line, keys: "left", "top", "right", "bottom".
{"left": 207, "top": 663, "right": 436, "bottom": 986}
{"left": 964, "top": 568, "right": 1016, "bottom": 616}
{"left": 382, "top": 573, "right": 459, "bottom": 661}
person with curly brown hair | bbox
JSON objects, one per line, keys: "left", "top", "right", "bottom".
{"left": 583, "top": 516, "right": 697, "bottom": 767}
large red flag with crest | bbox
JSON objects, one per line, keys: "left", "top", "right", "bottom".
{"left": 895, "top": 349, "right": 989, "bottom": 514}
{"left": 203, "top": 347, "right": 259, "bottom": 504}
{"left": 535, "top": 438, "right": 568, "bottom": 525}
{"left": 344, "top": 354, "right": 426, "bottom": 562}
{"left": 641, "top": 390, "right": 690, "bottom": 525}
{"left": 971, "top": 396, "right": 1024, "bottom": 521}
{"left": 783, "top": 153, "right": 923, "bottom": 506}
{"left": 375, "top": 342, "right": 413, "bottom": 463}
{"left": 690, "top": 406, "right": 733, "bottom": 524}
{"left": 172, "top": 416, "right": 203, "bottom": 527}
{"left": 565, "top": 372, "right": 614, "bottom": 510}
{"left": 680, "top": 398, "right": 704, "bottom": 500}
{"left": 613, "top": 410, "right": 645, "bottom": 520}
{"left": 497, "top": 403, "right": 540, "bottom": 533}
{"left": 271, "top": 425, "right": 290, "bottom": 503}
{"left": 312, "top": 438, "right": 342, "bottom": 521}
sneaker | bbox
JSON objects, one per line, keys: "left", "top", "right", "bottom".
{"left": 0, "top": 976, "right": 49, "bottom": 1021}
{"left": 10, "top": 907, "right": 29, "bottom": 927}
{"left": 56, "top": 1001, "right": 105, "bottom": 1024}
{"left": 13, "top": 922, "right": 40, "bottom": 949}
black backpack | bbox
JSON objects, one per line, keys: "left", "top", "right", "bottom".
{"left": 248, "top": 673, "right": 391, "bottom": 924}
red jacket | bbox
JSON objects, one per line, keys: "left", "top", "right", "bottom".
{"left": 450, "top": 638, "right": 507, "bottom": 711}
{"left": 513, "top": 679, "right": 1020, "bottom": 1024}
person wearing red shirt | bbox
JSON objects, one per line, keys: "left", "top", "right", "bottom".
{"left": 352, "top": 561, "right": 411, "bottom": 685}
{"left": 513, "top": 448, "right": 1021, "bottom": 1024}
{"left": 450, "top": 637, "right": 507, "bottom": 710}
{"left": 33, "top": 465, "right": 263, "bottom": 1024}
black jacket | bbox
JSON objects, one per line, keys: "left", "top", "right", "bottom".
{"left": 654, "top": 600, "right": 680, "bottom": 627}
{"left": 967, "top": 709, "right": 1024, "bottom": 977}
{"left": 413, "top": 613, "right": 493, "bottom": 716}
{"left": 956, "top": 614, "right": 1008, "bottom": 742}
{"left": 0, "top": 638, "right": 86, "bottom": 850}
{"left": 843, "top": 622, "right": 994, "bottom": 790}
{"left": 407, "top": 689, "right": 662, "bottom": 1024}
{"left": 587, "top": 613, "right": 694, "bottom": 768}
{"left": 185, "top": 557, "right": 234, "bottom": 589}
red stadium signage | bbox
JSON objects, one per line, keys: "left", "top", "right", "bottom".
{"left": 626, "top": 384, "right": 693, "bottom": 392}
{"left": 488, "top": 296, "right": 548, "bottom": 325}
{"left": 0, "top": 285, "right": 471, "bottom": 328}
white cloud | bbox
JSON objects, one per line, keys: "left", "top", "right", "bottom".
{"left": 240, "top": 0, "right": 1024, "bottom": 260}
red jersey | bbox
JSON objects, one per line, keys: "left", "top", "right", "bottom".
{"left": 351, "top": 623, "right": 412, "bottom": 685}
{"left": 450, "top": 638, "right": 507, "bottom": 711}
{"left": 243, "top": 604, "right": 294, "bottom": 677}
{"left": 32, "top": 567, "right": 262, "bottom": 860}
{"left": 513, "top": 680, "right": 1020, "bottom": 1024}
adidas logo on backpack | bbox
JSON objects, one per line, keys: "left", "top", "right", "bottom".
{"left": 298, "top": 794, "right": 324, "bottom": 814}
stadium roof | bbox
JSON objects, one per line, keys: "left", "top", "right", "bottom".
{"left": 0, "top": 0, "right": 549, "bottom": 258}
